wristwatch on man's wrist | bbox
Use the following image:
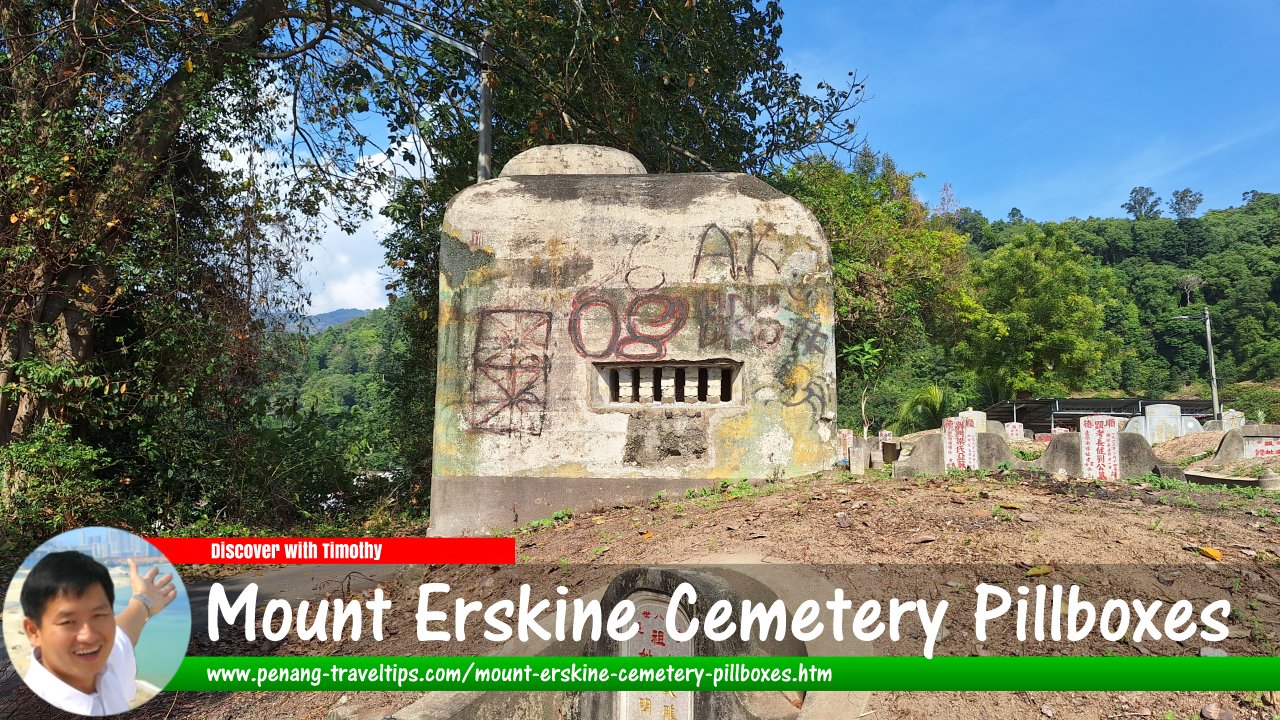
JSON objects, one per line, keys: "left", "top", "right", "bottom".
{"left": 131, "top": 592, "right": 154, "bottom": 618}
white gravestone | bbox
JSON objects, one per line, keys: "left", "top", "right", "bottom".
{"left": 1004, "top": 422, "right": 1025, "bottom": 439}
{"left": 942, "top": 416, "right": 978, "bottom": 470}
{"left": 877, "top": 430, "right": 894, "bottom": 451}
{"left": 1079, "top": 415, "right": 1121, "bottom": 480}
{"left": 1052, "top": 427, "right": 1070, "bottom": 434}
{"left": 619, "top": 591, "right": 693, "bottom": 720}
{"left": 1221, "top": 410, "right": 1246, "bottom": 432}
{"left": 959, "top": 409, "right": 987, "bottom": 428}
{"left": 1244, "top": 437, "right": 1280, "bottom": 458}
{"left": 1145, "top": 404, "right": 1182, "bottom": 445}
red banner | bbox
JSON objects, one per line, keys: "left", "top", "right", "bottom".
{"left": 146, "top": 537, "right": 515, "bottom": 565}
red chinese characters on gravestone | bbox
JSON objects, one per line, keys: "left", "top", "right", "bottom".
{"left": 1245, "top": 438, "right": 1279, "bottom": 458}
{"left": 942, "top": 417, "right": 978, "bottom": 470}
{"left": 837, "top": 429, "right": 855, "bottom": 463}
{"left": 621, "top": 593, "right": 692, "bottom": 720}
{"left": 1080, "top": 415, "right": 1120, "bottom": 480}
{"left": 878, "top": 430, "right": 894, "bottom": 449}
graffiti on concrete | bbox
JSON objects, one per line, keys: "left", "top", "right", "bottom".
{"left": 468, "top": 309, "right": 553, "bottom": 435}
{"left": 568, "top": 291, "right": 689, "bottom": 361}
{"left": 754, "top": 360, "right": 831, "bottom": 424}
{"left": 694, "top": 289, "right": 784, "bottom": 352}
{"left": 789, "top": 316, "right": 830, "bottom": 356}
{"left": 690, "top": 223, "right": 782, "bottom": 281}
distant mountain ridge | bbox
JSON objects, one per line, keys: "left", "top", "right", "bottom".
{"left": 307, "top": 308, "right": 371, "bottom": 333}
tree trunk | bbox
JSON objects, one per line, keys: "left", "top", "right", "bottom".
{"left": 0, "top": 260, "right": 102, "bottom": 505}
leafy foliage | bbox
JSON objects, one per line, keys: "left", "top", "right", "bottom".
{"left": 765, "top": 153, "right": 979, "bottom": 431}
{"left": 1122, "top": 186, "right": 1163, "bottom": 219}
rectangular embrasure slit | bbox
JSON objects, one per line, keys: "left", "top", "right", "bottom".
{"left": 593, "top": 362, "right": 741, "bottom": 407}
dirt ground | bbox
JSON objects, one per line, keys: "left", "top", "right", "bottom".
{"left": 5, "top": 462, "right": 1279, "bottom": 720}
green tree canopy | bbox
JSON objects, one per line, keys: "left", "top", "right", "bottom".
{"left": 959, "top": 223, "right": 1131, "bottom": 396}
{"left": 1123, "top": 186, "right": 1163, "bottom": 219}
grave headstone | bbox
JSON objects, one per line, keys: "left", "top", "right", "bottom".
{"left": 1079, "top": 415, "right": 1121, "bottom": 480}
{"left": 1004, "top": 422, "right": 1025, "bottom": 440}
{"left": 836, "top": 429, "right": 855, "bottom": 465}
{"left": 1123, "top": 416, "right": 1146, "bottom": 435}
{"left": 1052, "top": 427, "right": 1070, "bottom": 434}
{"left": 1034, "top": 433, "right": 1053, "bottom": 443}
{"left": 1181, "top": 416, "right": 1204, "bottom": 435}
{"left": 877, "top": 429, "right": 894, "bottom": 451}
{"left": 1244, "top": 437, "right": 1280, "bottom": 458}
{"left": 620, "top": 591, "right": 693, "bottom": 720}
{"left": 959, "top": 409, "right": 987, "bottom": 427}
{"left": 942, "top": 416, "right": 979, "bottom": 470}
{"left": 1144, "top": 403, "right": 1182, "bottom": 445}
{"left": 1221, "top": 410, "right": 1246, "bottom": 432}
{"left": 1206, "top": 425, "right": 1280, "bottom": 467}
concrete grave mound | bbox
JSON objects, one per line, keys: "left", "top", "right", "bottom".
{"left": 892, "top": 428, "right": 1016, "bottom": 478}
{"left": 386, "top": 563, "right": 870, "bottom": 720}
{"left": 1038, "top": 431, "right": 1164, "bottom": 480}
{"left": 1209, "top": 424, "right": 1280, "bottom": 465}
{"left": 574, "top": 567, "right": 793, "bottom": 720}
{"left": 431, "top": 145, "right": 837, "bottom": 535}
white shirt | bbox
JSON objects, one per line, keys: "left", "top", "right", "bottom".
{"left": 24, "top": 626, "right": 137, "bottom": 716}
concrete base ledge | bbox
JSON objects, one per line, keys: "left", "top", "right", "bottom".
{"left": 1183, "top": 469, "right": 1277, "bottom": 490}
{"left": 429, "top": 475, "right": 743, "bottom": 536}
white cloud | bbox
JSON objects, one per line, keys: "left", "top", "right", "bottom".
{"left": 315, "top": 268, "right": 388, "bottom": 313}
{"left": 305, "top": 207, "right": 391, "bottom": 313}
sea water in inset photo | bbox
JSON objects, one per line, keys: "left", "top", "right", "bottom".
{"left": 2, "top": 526, "right": 192, "bottom": 711}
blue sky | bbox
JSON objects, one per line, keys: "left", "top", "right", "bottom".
{"left": 783, "top": 0, "right": 1280, "bottom": 221}
{"left": 305, "top": 0, "right": 1280, "bottom": 313}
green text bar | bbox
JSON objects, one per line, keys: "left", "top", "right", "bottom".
{"left": 168, "top": 656, "right": 1280, "bottom": 692}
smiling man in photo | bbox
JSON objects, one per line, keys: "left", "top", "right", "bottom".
{"left": 19, "top": 550, "right": 177, "bottom": 716}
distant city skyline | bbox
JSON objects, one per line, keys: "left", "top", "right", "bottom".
{"left": 23, "top": 528, "right": 164, "bottom": 569}
{"left": 303, "top": 0, "right": 1280, "bottom": 313}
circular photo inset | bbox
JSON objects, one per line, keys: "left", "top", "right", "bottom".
{"left": 3, "top": 527, "right": 191, "bottom": 716}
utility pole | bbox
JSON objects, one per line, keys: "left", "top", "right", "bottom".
{"left": 382, "top": 15, "right": 490, "bottom": 183}
{"left": 1203, "top": 306, "right": 1220, "bottom": 420}
{"left": 477, "top": 31, "right": 494, "bottom": 182}
{"left": 1171, "top": 308, "right": 1221, "bottom": 421}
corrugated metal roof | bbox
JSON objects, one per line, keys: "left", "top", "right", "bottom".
{"left": 982, "top": 398, "right": 1215, "bottom": 433}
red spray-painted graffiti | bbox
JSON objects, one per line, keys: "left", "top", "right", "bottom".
{"left": 568, "top": 291, "right": 688, "bottom": 361}
{"left": 468, "top": 309, "right": 552, "bottom": 435}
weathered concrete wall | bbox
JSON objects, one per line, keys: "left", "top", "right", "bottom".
{"left": 431, "top": 145, "right": 837, "bottom": 534}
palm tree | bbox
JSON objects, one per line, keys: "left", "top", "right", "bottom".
{"left": 892, "top": 384, "right": 960, "bottom": 434}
